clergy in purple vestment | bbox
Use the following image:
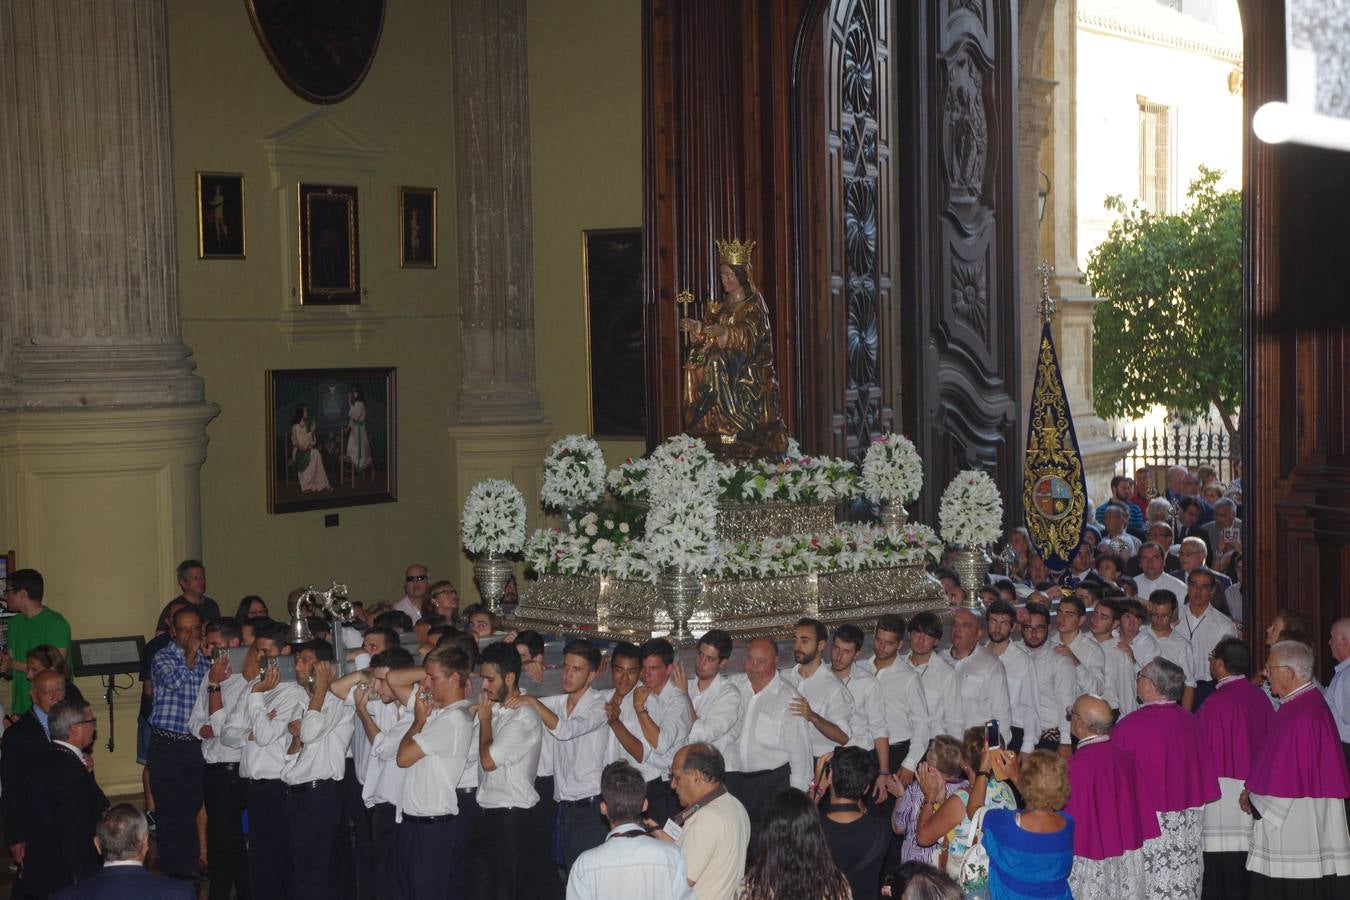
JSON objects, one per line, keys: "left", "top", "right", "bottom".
{"left": 1242, "top": 641, "right": 1350, "bottom": 900}
{"left": 1064, "top": 694, "right": 1159, "bottom": 900}
{"left": 1113, "top": 656, "right": 1219, "bottom": 900}
{"left": 1196, "top": 637, "right": 1273, "bottom": 900}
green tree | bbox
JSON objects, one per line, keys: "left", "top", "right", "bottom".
{"left": 1086, "top": 167, "right": 1242, "bottom": 441}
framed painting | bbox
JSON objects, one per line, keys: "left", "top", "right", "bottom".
{"left": 196, "top": 172, "right": 246, "bottom": 259}
{"left": 299, "top": 183, "right": 361, "bottom": 305}
{"left": 266, "top": 367, "right": 397, "bottom": 514}
{"left": 245, "top": 0, "right": 386, "bottom": 105}
{"left": 583, "top": 228, "right": 646, "bottom": 438}
{"left": 398, "top": 187, "right": 437, "bottom": 268}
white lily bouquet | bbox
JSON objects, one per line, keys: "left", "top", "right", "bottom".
{"left": 607, "top": 434, "right": 721, "bottom": 505}
{"left": 938, "top": 469, "right": 1003, "bottom": 547}
{"left": 540, "top": 434, "right": 607, "bottom": 511}
{"left": 860, "top": 433, "right": 924, "bottom": 505}
{"left": 640, "top": 493, "right": 721, "bottom": 577}
{"left": 461, "top": 478, "right": 527, "bottom": 556}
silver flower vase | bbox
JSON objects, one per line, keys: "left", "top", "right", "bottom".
{"left": 878, "top": 500, "right": 909, "bottom": 529}
{"left": 474, "top": 553, "right": 514, "bottom": 614}
{"left": 950, "top": 546, "right": 991, "bottom": 610}
{"left": 658, "top": 569, "right": 702, "bottom": 644}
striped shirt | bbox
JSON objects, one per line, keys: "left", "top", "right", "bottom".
{"left": 150, "top": 640, "right": 208, "bottom": 734}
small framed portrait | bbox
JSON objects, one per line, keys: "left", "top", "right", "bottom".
{"left": 298, "top": 183, "right": 361, "bottom": 305}
{"left": 196, "top": 172, "right": 246, "bottom": 259}
{"left": 398, "top": 187, "right": 437, "bottom": 268}
{"left": 266, "top": 367, "right": 397, "bottom": 514}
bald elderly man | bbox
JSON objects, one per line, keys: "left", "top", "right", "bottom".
{"left": 1064, "top": 694, "right": 1158, "bottom": 900}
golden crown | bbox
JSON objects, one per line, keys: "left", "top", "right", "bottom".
{"left": 716, "top": 238, "right": 756, "bottom": 268}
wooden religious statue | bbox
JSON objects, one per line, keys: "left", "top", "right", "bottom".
{"left": 677, "top": 239, "right": 789, "bottom": 459}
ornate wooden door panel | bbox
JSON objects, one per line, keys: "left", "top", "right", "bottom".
{"left": 897, "top": 0, "right": 1021, "bottom": 525}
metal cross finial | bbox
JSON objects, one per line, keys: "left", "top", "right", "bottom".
{"left": 1036, "top": 260, "right": 1057, "bottom": 323}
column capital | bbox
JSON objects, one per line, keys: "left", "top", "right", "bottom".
{"left": 1018, "top": 75, "right": 1057, "bottom": 148}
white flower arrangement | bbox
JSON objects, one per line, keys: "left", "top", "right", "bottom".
{"left": 641, "top": 493, "right": 721, "bottom": 575}
{"left": 540, "top": 434, "right": 607, "bottom": 511}
{"left": 461, "top": 478, "right": 528, "bottom": 556}
{"left": 607, "top": 434, "right": 721, "bottom": 505}
{"left": 938, "top": 469, "right": 1003, "bottom": 547}
{"left": 860, "top": 433, "right": 924, "bottom": 505}
{"left": 720, "top": 455, "right": 860, "bottom": 504}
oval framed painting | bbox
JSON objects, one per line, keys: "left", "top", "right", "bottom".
{"left": 245, "top": 0, "right": 387, "bottom": 104}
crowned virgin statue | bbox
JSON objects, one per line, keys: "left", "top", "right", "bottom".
{"left": 678, "top": 239, "right": 789, "bottom": 459}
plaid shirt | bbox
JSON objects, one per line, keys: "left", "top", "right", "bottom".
{"left": 150, "top": 640, "right": 208, "bottom": 734}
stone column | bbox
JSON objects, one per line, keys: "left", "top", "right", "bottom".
{"left": 1041, "top": 0, "right": 1131, "bottom": 505}
{"left": 447, "top": 0, "right": 551, "bottom": 597}
{"left": 0, "top": 0, "right": 216, "bottom": 795}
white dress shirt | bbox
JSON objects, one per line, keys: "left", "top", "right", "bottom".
{"left": 901, "top": 651, "right": 959, "bottom": 740}
{"left": 1023, "top": 643, "right": 1077, "bottom": 744}
{"left": 836, "top": 665, "right": 887, "bottom": 751}
{"left": 609, "top": 685, "right": 692, "bottom": 782}
{"left": 1327, "top": 657, "right": 1350, "bottom": 744}
{"left": 565, "top": 823, "right": 695, "bottom": 900}
{"left": 986, "top": 642, "right": 1034, "bottom": 740}
{"left": 543, "top": 689, "right": 612, "bottom": 801}
{"left": 361, "top": 698, "right": 412, "bottom": 807}
{"left": 458, "top": 714, "right": 480, "bottom": 791}
{"left": 732, "top": 673, "right": 814, "bottom": 790}
{"left": 347, "top": 690, "right": 378, "bottom": 783}
{"left": 780, "top": 662, "right": 853, "bottom": 757}
{"left": 1133, "top": 571, "right": 1187, "bottom": 601}
{"left": 477, "top": 701, "right": 543, "bottom": 810}
{"left": 1141, "top": 629, "right": 1198, "bottom": 687}
{"left": 189, "top": 672, "right": 248, "bottom": 764}
{"left": 282, "top": 689, "right": 355, "bottom": 784}
{"left": 855, "top": 655, "right": 929, "bottom": 773}
{"left": 393, "top": 595, "right": 423, "bottom": 624}
{"left": 1050, "top": 631, "right": 1106, "bottom": 697}
{"left": 1180, "top": 603, "right": 1239, "bottom": 679}
{"left": 687, "top": 675, "right": 743, "bottom": 766}
{"left": 231, "top": 681, "right": 309, "bottom": 781}
{"left": 942, "top": 644, "right": 1012, "bottom": 744}
{"left": 400, "top": 699, "right": 473, "bottom": 819}
{"left": 1094, "top": 636, "right": 1139, "bottom": 715}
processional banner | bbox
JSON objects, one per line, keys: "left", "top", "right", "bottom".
{"left": 1022, "top": 276, "right": 1088, "bottom": 574}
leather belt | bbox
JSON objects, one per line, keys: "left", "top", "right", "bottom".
{"left": 205, "top": 762, "right": 240, "bottom": 772}
{"left": 286, "top": 779, "right": 336, "bottom": 794}
{"left": 151, "top": 727, "right": 199, "bottom": 743}
{"left": 558, "top": 795, "right": 599, "bottom": 808}
{"left": 402, "top": 813, "right": 456, "bottom": 824}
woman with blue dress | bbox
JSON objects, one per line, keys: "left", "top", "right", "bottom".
{"left": 981, "top": 749, "right": 1074, "bottom": 900}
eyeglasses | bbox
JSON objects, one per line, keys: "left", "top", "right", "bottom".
{"left": 405, "top": 574, "right": 428, "bottom": 583}
{"left": 1065, "top": 708, "right": 1081, "bottom": 723}
{"left": 78, "top": 718, "right": 97, "bottom": 725}
{"left": 1263, "top": 664, "right": 1292, "bottom": 674}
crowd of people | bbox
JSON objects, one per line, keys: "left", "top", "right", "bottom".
{"left": 0, "top": 500, "right": 1347, "bottom": 900}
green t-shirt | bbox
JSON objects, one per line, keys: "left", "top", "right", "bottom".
{"left": 8, "top": 606, "right": 72, "bottom": 715}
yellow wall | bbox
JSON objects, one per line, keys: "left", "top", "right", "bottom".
{"left": 168, "top": 0, "right": 644, "bottom": 613}
{"left": 528, "top": 0, "right": 646, "bottom": 468}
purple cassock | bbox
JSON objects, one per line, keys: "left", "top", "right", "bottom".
{"left": 1247, "top": 684, "right": 1350, "bottom": 799}
{"left": 1066, "top": 739, "right": 1161, "bottom": 859}
{"left": 1113, "top": 701, "right": 1220, "bottom": 813}
{"left": 1196, "top": 675, "right": 1273, "bottom": 780}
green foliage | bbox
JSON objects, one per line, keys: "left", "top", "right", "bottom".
{"left": 1086, "top": 167, "right": 1242, "bottom": 439}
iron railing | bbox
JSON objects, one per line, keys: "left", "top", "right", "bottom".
{"left": 1111, "top": 422, "right": 1239, "bottom": 484}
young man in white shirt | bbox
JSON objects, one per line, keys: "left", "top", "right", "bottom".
{"left": 565, "top": 761, "right": 695, "bottom": 900}
{"left": 983, "top": 600, "right": 1033, "bottom": 753}
{"left": 727, "top": 637, "right": 814, "bottom": 861}
{"left": 1180, "top": 568, "right": 1238, "bottom": 708}
{"left": 1051, "top": 592, "right": 1106, "bottom": 697}
{"left": 855, "top": 615, "right": 928, "bottom": 798}
{"left": 1088, "top": 598, "right": 1140, "bottom": 716}
{"left": 279, "top": 641, "right": 354, "bottom": 899}
{"left": 902, "top": 612, "right": 959, "bottom": 739}
{"left": 670, "top": 629, "right": 742, "bottom": 766}
{"left": 606, "top": 639, "right": 692, "bottom": 824}
{"left": 1019, "top": 601, "right": 1077, "bottom": 759}
{"left": 220, "top": 623, "right": 294, "bottom": 900}
{"left": 387, "top": 644, "right": 475, "bottom": 900}
{"left": 781, "top": 618, "right": 852, "bottom": 760}
{"left": 187, "top": 617, "right": 248, "bottom": 900}
{"left": 509, "top": 639, "right": 612, "bottom": 872}
{"left": 331, "top": 645, "right": 415, "bottom": 900}
{"left": 942, "top": 607, "right": 1013, "bottom": 744}
{"left": 828, "top": 624, "right": 889, "bottom": 780}
{"left": 470, "top": 640, "right": 544, "bottom": 900}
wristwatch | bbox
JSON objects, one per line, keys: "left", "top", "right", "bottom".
{"left": 207, "top": 685, "right": 221, "bottom": 694}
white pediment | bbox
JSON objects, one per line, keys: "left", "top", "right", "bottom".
{"left": 263, "top": 109, "right": 385, "bottom": 177}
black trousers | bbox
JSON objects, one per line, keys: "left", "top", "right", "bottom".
{"left": 1202, "top": 850, "right": 1249, "bottom": 900}
{"left": 532, "top": 776, "right": 563, "bottom": 900}
{"left": 391, "top": 814, "right": 465, "bottom": 900}
{"left": 147, "top": 732, "right": 204, "bottom": 878}
{"left": 286, "top": 781, "right": 342, "bottom": 900}
{"left": 645, "top": 777, "right": 675, "bottom": 825}
{"left": 369, "top": 802, "right": 398, "bottom": 900}
{"left": 469, "top": 806, "right": 533, "bottom": 900}
{"left": 556, "top": 797, "right": 609, "bottom": 872}
{"left": 726, "top": 764, "right": 789, "bottom": 863}
{"left": 247, "top": 779, "right": 292, "bottom": 900}
{"left": 337, "top": 758, "right": 374, "bottom": 900}
{"left": 869, "top": 741, "right": 911, "bottom": 819}
{"left": 204, "top": 763, "right": 250, "bottom": 900}
{"left": 1193, "top": 679, "right": 1217, "bottom": 710}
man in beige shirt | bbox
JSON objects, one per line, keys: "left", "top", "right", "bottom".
{"left": 652, "top": 743, "right": 750, "bottom": 900}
